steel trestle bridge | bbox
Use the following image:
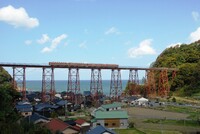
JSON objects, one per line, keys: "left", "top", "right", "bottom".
{"left": 0, "top": 62, "right": 178, "bottom": 104}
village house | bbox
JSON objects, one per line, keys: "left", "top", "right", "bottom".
{"left": 100, "top": 102, "right": 123, "bottom": 111}
{"left": 75, "top": 119, "right": 90, "bottom": 133}
{"left": 45, "top": 118, "right": 79, "bottom": 134}
{"left": 86, "top": 125, "right": 116, "bottom": 134}
{"left": 92, "top": 110, "right": 128, "bottom": 129}
{"left": 34, "top": 103, "right": 59, "bottom": 117}
{"left": 15, "top": 101, "right": 33, "bottom": 117}
{"left": 24, "top": 113, "right": 49, "bottom": 124}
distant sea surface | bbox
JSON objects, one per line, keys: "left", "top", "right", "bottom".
{"left": 26, "top": 80, "right": 128, "bottom": 95}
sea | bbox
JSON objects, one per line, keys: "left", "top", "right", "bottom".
{"left": 26, "top": 80, "right": 128, "bottom": 95}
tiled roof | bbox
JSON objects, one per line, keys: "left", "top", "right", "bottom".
{"left": 15, "top": 104, "right": 33, "bottom": 112}
{"left": 25, "top": 113, "right": 49, "bottom": 123}
{"left": 95, "top": 110, "right": 128, "bottom": 119}
{"left": 86, "top": 125, "right": 116, "bottom": 134}
{"left": 101, "top": 102, "right": 122, "bottom": 109}
{"left": 45, "top": 118, "right": 68, "bottom": 133}
{"left": 35, "top": 103, "right": 59, "bottom": 111}
{"left": 65, "top": 120, "right": 76, "bottom": 126}
{"left": 75, "top": 119, "right": 86, "bottom": 125}
{"left": 35, "top": 103, "right": 51, "bottom": 109}
{"left": 56, "top": 100, "right": 68, "bottom": 106}
{"left": 17, "top": 101, "right": 31, "bottom": 105}
{"left": 72, "top": 125, "right": 81, "bottom": 131}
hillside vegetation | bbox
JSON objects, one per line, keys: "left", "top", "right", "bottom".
{"left": 152, "top": 40, "right": 200, "bottom": 97}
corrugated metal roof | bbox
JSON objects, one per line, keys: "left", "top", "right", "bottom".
{"left": 25, "top": 113, "right": 49, "bottom": 123}
{"left": 35, "top": 103, "right": 59, "bottom": 111}
{"left": 15, "top": 104, "right": 33, "bottom": 112}
{"left": 95, "top": 110, "right": 128, "bottom": 119}
{"left": 101, "top": 102, "right": 123, "bottom": 109}
{"left": 86, "top": 125, "right": 116, "bottom": 134}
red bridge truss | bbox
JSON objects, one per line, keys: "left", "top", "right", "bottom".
{"left": 0, "top": 62, "right": 178, "bottom": 104}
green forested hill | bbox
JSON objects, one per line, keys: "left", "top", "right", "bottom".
{"left": 152, "top": 40, "right": 200, "bottom": 96}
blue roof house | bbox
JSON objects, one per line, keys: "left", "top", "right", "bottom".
{"left": 86, "top": 125, "right": 116, "bottom": 134}
{"left": 34, "top": 103, "right": 59, "bottom": 117}
{"left": 25, "top": 113, "right": 49, "bottom": 124}
{"left": 15, "top": 103, "right": 33, "bottom": 117}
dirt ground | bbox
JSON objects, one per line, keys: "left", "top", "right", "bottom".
{"left": 126, "top": 107, "right": 189, "bottom": 120}
{"left": 124, "top": 107, "right": 200, "bottom": 133}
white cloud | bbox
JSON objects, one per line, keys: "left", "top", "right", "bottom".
{"left": 0, "top": 5, "right": 39, "bottom": 28}
{"left": 37, "top": 34, "right": 50, "bottom": 44}
{"left": 41, "top": 34, "right": 67, "bottom": 53}
{"left": 79, "top": 41, "right": 87, "bottom": 48}
{"left": 189, "top": 27, "right": 200, "bottom": 43}
{"left": 25, "top": 40, "right": 32, "bottom": 45}
{"left": 128, "top": 39, "right": 156, "bottom": 58}
{"left": 192, "top": 11, "right": 199, "bottom": 21}
{"left": 167, "top": 42, "right": 182, "bottom": 48}
{"left": 105, "top": 27, "right": 120, "bottom": 35}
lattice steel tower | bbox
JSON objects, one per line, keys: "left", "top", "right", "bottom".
{"left": 110, "top": 69, "right": 122, "bottom": 101}
{"left": 128, "top": 69, "right": 139, "bottom": 95}
{"left": 90, "top": 69, "right": 103, "bottom": 102}
{"left": 41, "top": 67, "right": 55, "bottom": 102}
{"left": 67, "top": 68, "right": 80, "bottom": 104}
{"left": 13, "top": 67, "right": 26, "bottom": 100}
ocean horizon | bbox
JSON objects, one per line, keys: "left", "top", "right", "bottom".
{"left": 25, "top": 80, "right": 129, "bottom": 95}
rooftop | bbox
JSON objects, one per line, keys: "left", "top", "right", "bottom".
{"left": 15, "top": 104, "right": 33, "bottom": 112}
{"left": 75, "top": 119, "right": 86, "bottom": 125}
{"left": 45, "top": 118, "right": 68, "bottom": 133}
{"left": 25, "top": 113, "right": 49, "bottom": 123}
{"left": 101, "top": 102, "right": 123, "bottom": 109}
{"left": 83, "top": 91, "right": 91, "bottom": 96}
{"left": 34, "top": 103, "right": 59, "bottom": 111}
{"left": 86, "top": 125, "right": 116, "bottom": 134}
{"left": 94, "top": 110, "right": 128, "bottom": 119}
{"left": 56, "top": 100, "right": 68, "bottom": 106}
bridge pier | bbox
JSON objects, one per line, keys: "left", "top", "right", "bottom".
{"left": 90, "top": 69, "right": 103, "bottom": 104}
{"left": 158, "top": 69, "right": 169, "bottom": 97}
{"left": 41, "top": 67, "right": 55, "bottom": 102}
{"left": 13, "top": 67, "right": 26, "bottom": 100}
{"left": 145, "top": 70, "right": 156, "bottom": 97}
{"left": 67, "top": 68, "right": 81, "bottom": 104}
{"left": 128, "top": 69, "right": 139, "bottom": 95}
{"left": 110, "top": 69, "right": 122, "bottom": 101}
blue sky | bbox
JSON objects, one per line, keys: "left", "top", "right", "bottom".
{"left": 0, "top": 0, "right": 200, "bottom": 80}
